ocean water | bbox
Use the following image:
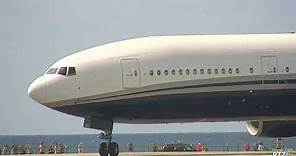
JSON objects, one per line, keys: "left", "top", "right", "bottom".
{"left": 0, "top": 132, "right": 296, "bottom": 153}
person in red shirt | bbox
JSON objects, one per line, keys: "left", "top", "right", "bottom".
{"left": 243, "top": 142, "right": 250, "bottom": 151}
{"left": 195, "top": 143, "right": 203, "bottom": 152}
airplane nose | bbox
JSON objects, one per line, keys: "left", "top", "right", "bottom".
{"left": 28, "top": 76, "right": 46, "bottom": 103}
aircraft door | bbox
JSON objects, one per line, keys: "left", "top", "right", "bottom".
{"left": 260, "top": 56, "right": 279, "bottom": 83}
{"left": 260, "top": 56, "right": 278, "bottom": 74}
{"left": 120, "top": 58, "right": 140, "bottom": 88}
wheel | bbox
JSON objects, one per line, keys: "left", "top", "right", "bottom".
{"left": 108, "top": 142, "right": 119, "bottom": 156}
{"left": 99, "top": 142, "right": 108, "bottom": 156}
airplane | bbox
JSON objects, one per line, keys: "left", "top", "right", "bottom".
{"left": 28, "top": 33, "right": 296, "bottom": 156}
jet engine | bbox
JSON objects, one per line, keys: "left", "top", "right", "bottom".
{"left": 246, "top": 120, "right": 296, "bottom": 137}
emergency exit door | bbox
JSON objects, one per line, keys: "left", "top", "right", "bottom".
{"left": 120, "top": 58, "right": 140, "bottom": 88}
{"left": 260, "top": 56, "right": 278, "bottom": 74}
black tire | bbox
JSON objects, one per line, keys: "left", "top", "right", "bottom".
{"left": 99, "top": 142, "right": 108, "bottom": 156}
{"left": 108, "top": 142, "right": 119, "bottom": 156}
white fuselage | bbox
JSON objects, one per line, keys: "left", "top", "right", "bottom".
{"left": 28, "top": 33, "right": 296, "bottom": 123}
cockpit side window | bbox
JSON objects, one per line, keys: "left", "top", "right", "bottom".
{"left": 46, "top": 68, "right": 58, "bottom": 74}
{"left": 58, "top": 67, "right": 67, "bottom": 76}
{"left": 67, "top": 67, "right": 76, "bottom": 76}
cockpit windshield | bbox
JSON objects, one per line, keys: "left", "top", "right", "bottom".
{"left": 46, "top": 68, "right": 58, "bottom": 74}
{"left": 58, "top": 67, "right": 67, "bottom": 76}
{"left": 67, "top": 67, "right": 76, "bottom": 76}
{"left": 45, "top": 67, "right": 76, "bottom": 76}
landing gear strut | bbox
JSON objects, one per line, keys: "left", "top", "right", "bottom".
{"left": 98, "top": 129, "right": 119, "bottom": 156}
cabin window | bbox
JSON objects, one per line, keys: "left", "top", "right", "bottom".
{"left": 221, "top": 68, "right": 226, "bottom": 74}
{"left": 68, "top": 67, "right": 76, "bottom": 76}
{"left": 207, "top": 69, "right": 211, "bottom": 74}
{"left": 179, "top": 69, "right": 183, "bottom": 75}
{"left": 193, "top": 69, "right": 197, "bottom": 75}
{"left": 214, "top": 69, "right": 218, "bottom": 74}
{"left": 249, "top": 68, "right": 254, "bottom": 73}
{"left": 46, "top": 68, "right": 58, "bottom": 74}
{"left": 273, "top": 67, "right": 277, "bottom": 73}
{"left": 235, "top": 68, "right": 240, "bottom": 74}
{"left": 171, "top": 69, "right": 176, "bottom": 75}
{"left": 58, "top": 67, "right": 67, "bottom": 76}
{"left": 200, "top": 69, "right": 204, "bottom": 75}
{"left": 157, "top": 70, "right": 161, "bottom": 76}
{"left": 228, "top": 68, "right": 233, "bottom": 74}
{"left": 185, "top": 69, "right": 190, "bottom": 75}
{"left": 285, "top": 67, "right": 289, "bottom": 72}
{"left": 164, "top": 70, "right": 169, "bottom": 75}
{"left": 149, "top": 70, "right": 154, "bottom": 76}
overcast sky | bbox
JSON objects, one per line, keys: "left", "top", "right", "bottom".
{"left": 1, "top": 0, "right": 296, "bottom": 135}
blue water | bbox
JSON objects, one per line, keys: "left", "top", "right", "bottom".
{"left": 0, "top": 132, "right": 296, "bottom": 153}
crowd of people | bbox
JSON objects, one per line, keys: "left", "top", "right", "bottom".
{"left": 242, "top": 138, "right": 284, "bottom": 152}
{"left": 0, "top": 144, "right": 33, "bottom": 155}
{"left": 150, "top": 138, "right": 285, "bottom": 152}
{"left": 242, "top": 142, "right": 265, "bottom": 151}
{"left": 0, "top": 142, "right": 68, "bottom": 155}
{"left": 0, "top": 138, "right": 286, "bottom": 154}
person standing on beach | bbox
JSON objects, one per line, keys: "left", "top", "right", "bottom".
{"left": 38, "top": 142, "right": 46, "bottom": 154}
{"left": 257, "top": 143, "right": 264, "bottom": 151}
{"left": 53, "top": 143, "right": 58, "bottom": 154}
{"left": 1, "top": 145, "right": 8, "bottom": 155}
{"left": 77, "top": 142, "right": 84, "bottom": 153}
{"left": 27, "top": 144, "right": 33, "bottom": 154}
{"left": 63, "top": 144, "right": 68, "bottom": 153}
{"left": 224, "top": 142, "right": 229, "bottom": 151}
{"left": 243, "top": 142, "right": 250, "bottom": 151}
{"left": 127, "top": 143, "right": 134, "bottom": 152}
{"left": 276, "top": 138, "right": 284, "bottom": 150}
{"left": 195, "top": 143, "right": 203, "bottom": 152}
{"left": 9, "top": 145, "right": 15, "bottom": 155}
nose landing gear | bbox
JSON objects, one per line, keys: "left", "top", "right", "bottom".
{"left": 98, "top": 131, "right": 119, "bottom": 156}
{"left": 83, "top": 116, "right": 119, "bottom": 156}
